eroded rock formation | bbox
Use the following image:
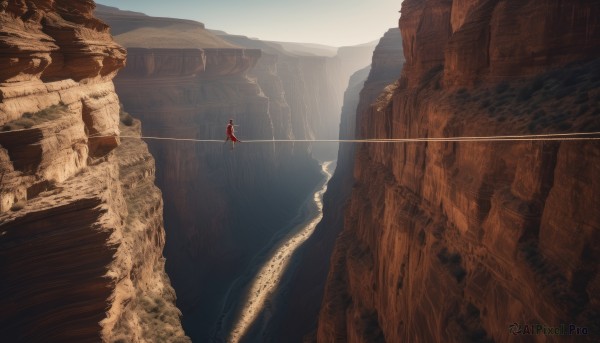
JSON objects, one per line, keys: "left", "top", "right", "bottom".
{"left": 318, "top": 1, "right": 600, "bottom": 342}
{"left": 0, "top": 1, "right": 188, "bottom": 341}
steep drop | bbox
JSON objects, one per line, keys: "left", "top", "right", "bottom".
{"left": 318, "top": 1, "right": 600, "bottom": 342}
{"left": 272, "top": 28, "right": 405, "bottom": 342}
{"left": 223, "top": 161, "right": 334, "bottom": 343}
{"left": 96, "top": 5, "right": 351, "bottom": 341}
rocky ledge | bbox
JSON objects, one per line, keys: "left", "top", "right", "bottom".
{"left": 0, "top": 1, "right": 188, "bottom": 341}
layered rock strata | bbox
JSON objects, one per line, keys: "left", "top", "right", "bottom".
{"left": 94, "top": 4, "right": 237, "bottom": 49}
{"left": 318, "top": 1, "right": 600, "bottom": 342}
{"left": 0, "top": 1, "right": 187, "bottom": 341}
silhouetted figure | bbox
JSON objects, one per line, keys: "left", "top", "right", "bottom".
{"left": 225, "top": 119, "right": 241, "bottom": 149}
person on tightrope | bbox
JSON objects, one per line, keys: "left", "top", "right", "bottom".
{"left": 225, "top": 119, "right": 241, "bottom": 149}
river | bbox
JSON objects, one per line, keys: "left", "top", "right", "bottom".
{"left": 210, "top": 161, "right": 334, "bottom": 342}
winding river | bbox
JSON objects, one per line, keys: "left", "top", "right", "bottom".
{"left": 212, "top": 161, "right": 334, "bottom": 343}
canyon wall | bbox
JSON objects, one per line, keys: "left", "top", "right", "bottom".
{"left": 269, "top": 28, "right": 405, "bottom": 343}
{"left": 335, "top": 40, "right": 380, "bottom": 96}
{"left": 0, "top": 1, "right": 188, "bottom": 342}
{"left": 318, "top": 1, "right": 600, "bottom": 342}
{"left": 214, "top": 33, "right": 347, "bottom": 161}
{"left": 96, "top": 6, "right": 349, "bottom": 341}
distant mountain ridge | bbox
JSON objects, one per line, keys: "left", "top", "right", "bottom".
{"left": 95, "top": 4, "right": 237, "bottom": 48}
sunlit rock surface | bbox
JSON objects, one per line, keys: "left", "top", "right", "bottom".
{"left": 0, "top": 1, "right": 188, "bottom": 342}
{"left": 317, "top": 1, "right": 600, "bottom": 342}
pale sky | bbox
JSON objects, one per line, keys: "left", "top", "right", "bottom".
{"left": 95, "top": 0, "right": 402, "bottom": 47}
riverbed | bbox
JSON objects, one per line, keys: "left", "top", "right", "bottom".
{"left": 210, "top": 161, "right": 334, "bottom": 342}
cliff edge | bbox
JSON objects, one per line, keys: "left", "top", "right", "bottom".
{"left": 0, "top": 1, "right": 188, "bottom": 341}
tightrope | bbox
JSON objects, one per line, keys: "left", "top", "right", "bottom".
{"left": 89, "top": 131, "right": 600, "bottom": 143}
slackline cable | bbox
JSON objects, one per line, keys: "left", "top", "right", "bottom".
{"left": 88, "top": 131, "right": 600, "bottom": 143}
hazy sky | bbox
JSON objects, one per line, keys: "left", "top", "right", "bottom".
{"left": 95, "top": 0, "right": 402, "bottom": 47}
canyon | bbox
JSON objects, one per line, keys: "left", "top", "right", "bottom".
{"left": 317, "top": 1, "right": 600, "bottom": 343}
{"left": 95, "top": 4, "right": 375, "bottom": 341}
{"left": 3, "top": 1, "right": 598, "bottom": 342}
{"left": 0, "top": 1, "right": 188, "bottom": 342}
{"left": 269, "top": 28, "right": 405, "bottom": 343}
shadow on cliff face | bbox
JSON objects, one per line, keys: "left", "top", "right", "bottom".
{"left": 316, "top": 54, "right": 600, "bottom": 342}
{"left": 306, "top": 0, "right": 600, "bottom": 340}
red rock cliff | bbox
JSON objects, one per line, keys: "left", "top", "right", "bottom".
{"left": 0, "top": 1, "right": 188, "bottom": 341}
{"left": 318, "top": 1, "right": 600, "bottom": 342}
